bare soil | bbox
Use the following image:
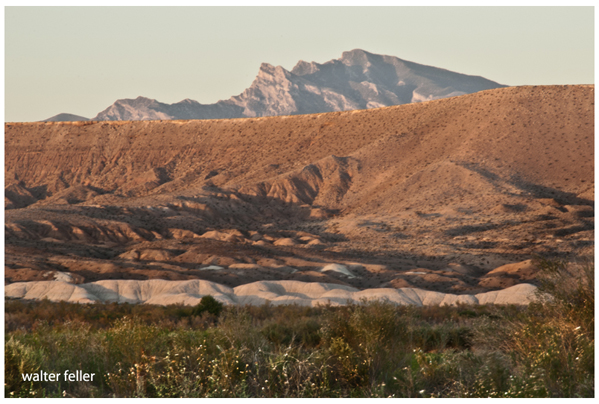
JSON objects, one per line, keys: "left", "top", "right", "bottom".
{"left": 5, "top": 85, "right": 594, "bottom": 295}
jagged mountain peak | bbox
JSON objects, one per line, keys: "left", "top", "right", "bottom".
{"left": 178, "top": 98, "right": 200, "bottom": 105}
{"left": 259, "top": 62, "right": 276, "bottom": 72}
{"left": 117, "top": 96, "right": 158, "bottom": 105}
{"left": 50, "top": 49, "right": 507, "bottom": 122}
{"left": 340, "top": 48, "right": 372, "bottom": 64}
{"left": 291, "top": 60, "right": 319, "bottom": 76}
{"left": 256, "top": 63, "right": 290, "bottom": 80}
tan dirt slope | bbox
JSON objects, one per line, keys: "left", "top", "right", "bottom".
{"left": 5, "top": 85, "right": 594, "bottom": 300}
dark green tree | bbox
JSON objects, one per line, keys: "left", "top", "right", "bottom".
{"left": 192, "top": 295, "right": 224, "bottom": 317}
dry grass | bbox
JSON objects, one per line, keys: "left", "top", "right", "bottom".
{"left": 5, "top": 260, "right": 593, "bottom": 398}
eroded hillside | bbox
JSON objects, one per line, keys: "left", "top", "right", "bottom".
{"left": 5, "top": 85, "right": 594, "bottom": 295}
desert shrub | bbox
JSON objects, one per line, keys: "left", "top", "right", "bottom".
{"left": 534, "top": 258, "right": 594, "bottom": 333}
{"left": 319, "top": 300, "right": 410, "bottom": 393}
{"left": 326, "top": 336, "right": 368, "bottom": 389}
{"left": 500, "top": 259, "right": 594, "bottom": 397}
{"left": 261, "top": 322, "right": 294, "bottom": 346}
{"left": 4, "top": 299, "right": 225, "bottom": 332}
{"left": 439, "top": 350, "right": 529, "bottom": 398}
{"left": 103, "top": 317, "right": 171, "bottom": 367}
{"left": 191, "top": 295, "right": 224, "bottom": 318}
{"left": 244, "top": 346, "right": 332, "bottom": 397}
{"left": 5, "top": 337, "right": 46, "bottom": 397}
{"left": 243, "top": 302, "right": 322, "bottom": 322}
{"left": 5, "top": 321, "right": 109, "bottom": 397}
{"left": 293, "top": 318, "right": 322, "bottom": 347}
{"left": 261, "top": 317, "right": 321, "bottom": 348}
{"left": 321, "top": 300, "right": 407, "bottom": 350}
{"left": 4, "top": 266, "right": 594, "bottom": 398}
{"left": 215, "top": 306, "right": 268, "bottom": 356}
{"left": 411, "top": 349, "right": 462, "bottom": 396}
{"left": 410, "top": 323, "right": 474, "bottom": 352}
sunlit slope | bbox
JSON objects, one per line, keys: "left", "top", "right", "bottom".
{"left": 6, "top": 85, "right": 593, "bottom": 214}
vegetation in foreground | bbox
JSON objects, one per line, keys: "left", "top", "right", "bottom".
{"left": 5, "top": 260, "right": 594, "bottom": 398}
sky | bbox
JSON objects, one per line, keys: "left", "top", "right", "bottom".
{"left": 4, "top": 6, "right": 595, "bottom": 122}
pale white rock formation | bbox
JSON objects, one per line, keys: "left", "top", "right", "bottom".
{"left": 199, "top": 265, "right": 224, "bottom": 271}
{"left": 51, "top": 271, "right": 81, "bottom": 283}
{"left": 475, "top": 283, "right": 539, "bottom": 305}
{"left": 321, "top": 263, "right": 357, "bottom": 278}
{"left": 6, "top": 280, "right": 538, "bottom": 307}
{"left": 6, "top": 281, "right": 100, "bottom": 304}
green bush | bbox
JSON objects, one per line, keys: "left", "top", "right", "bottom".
{"left": 5, "top": 337, "right": 45, "bottom": 397}
{"left": 501, "top": 259, "right": 595, "bottom": 397}
{"left": 191, "top": 295, "right": 224, "bottom": 318}
{"left": 534, "top": 258, "right": 594, "bottom": 333}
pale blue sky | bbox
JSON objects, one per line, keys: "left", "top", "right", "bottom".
{"left": 4, "top": 6, "right": 595, "bottom": 122}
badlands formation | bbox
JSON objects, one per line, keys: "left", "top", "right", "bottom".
{"left": 5, "top": 85, "right": 594, "bottom": 307}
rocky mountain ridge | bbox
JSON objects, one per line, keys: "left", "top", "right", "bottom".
{"left": 42, "top": 49, "right": 506, "bottom": 122}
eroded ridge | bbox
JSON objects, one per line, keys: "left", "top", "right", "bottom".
{"left": 5, "top": 85, "right": 594, "bottom": 300}
{"left": 6, "top": 279, "right": 538, "bottom": 307}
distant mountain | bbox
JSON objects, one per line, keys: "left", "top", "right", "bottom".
{"left": 92, "top": 97, "right": 243, "bottom": 121}
{"left": 42, "top": 113, "right": 90, "bottom": 122}
{"left": 49, "top": 49, "right": 507, "bottom": 122}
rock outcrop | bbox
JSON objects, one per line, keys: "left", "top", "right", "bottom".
{"left": 6, "top": 279, "right": 539, "bottom": 307}
{"left": 84, "top": 49, "right": 505, "bottom": 122}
